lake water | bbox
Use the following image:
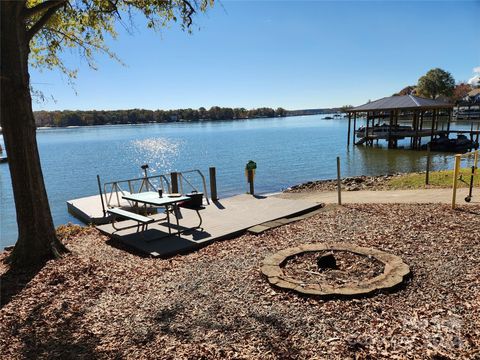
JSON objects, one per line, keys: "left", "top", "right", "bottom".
{"left": 0, "top": 115, "right": 469, "bottom": 248}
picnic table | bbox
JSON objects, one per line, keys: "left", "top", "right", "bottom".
{"left": 121, "top": 191, "right": 191, "bottom": 237}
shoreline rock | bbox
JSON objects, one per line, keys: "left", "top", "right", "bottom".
{"left": 285, "top": 173, "right": 409, "bottom": 193}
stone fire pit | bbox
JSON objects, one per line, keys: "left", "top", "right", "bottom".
{"left": 261, "top": 242, "right": 410, "bottom": 298}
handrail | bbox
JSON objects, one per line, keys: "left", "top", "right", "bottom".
{"left": 176, "top": 169, "right": 210, "bottom": 205}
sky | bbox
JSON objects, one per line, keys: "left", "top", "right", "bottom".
{"left": 31, "top": 0, "right": 480, "bottom": 111}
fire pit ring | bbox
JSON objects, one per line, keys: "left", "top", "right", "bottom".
{"left": 261, "top": 242, "right": 410, "bottom": 298}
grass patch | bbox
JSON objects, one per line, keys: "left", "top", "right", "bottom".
{"left": 387, "top": 168, "right": 480, "bottom": 189}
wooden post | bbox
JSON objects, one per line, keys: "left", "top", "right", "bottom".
{"left": 336, "top": 156, "right": 342, "bottom": 205}
{"left": 451, "top": 154, "right": 461, "bottom": 209}
{"left": 425, "top": 144, "right": 431, "bottom": 185}
{"left": 209, "top": 167, "right": 218, "bottom": 201}
{"left": 352, "top": 112, "right": 357, "bottom": 145}
{"left": 388, "top": 110, "right": 393, "bottom": 148}
{"left": 365, "top": 112, "right": 369, "bottom": 141}
{"left": 347, "top": 112, "right": 351, "bottom": 147}
{"left": 171, "top": 172, "right": 179, "bottom": 193}
{"left": 414, "top": 110, "right": 420, "bottom": 149}
{"left": 418, "top": 111, "right": 424, "bottom": 149}
{"left": 446, "top": 108, "right": 451, "bottom": 133}
{"left": 474, "top": 149, "right": 479, "bottom": 170}
{"left": 430, "top": 109, "right": 436, "bottom": 142}
{"left": 247, "top": 169, "right": 255, "bottom": 195}
{"left": 371, "top": 112, "right": 375, "bottom": 147}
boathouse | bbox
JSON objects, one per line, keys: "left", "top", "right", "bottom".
{"left": 346, "top": 95, "right": 454, "bottom": 149}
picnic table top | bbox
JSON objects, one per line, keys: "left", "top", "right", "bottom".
{"left": 122, "top": 192, "right": 190, "bottom": 207}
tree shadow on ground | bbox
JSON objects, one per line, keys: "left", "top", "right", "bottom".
{"left": 455, "top": 206, "right": 480, "bottom": 216}
{"left": 1, "top": 267, "right": 111, "bottom": 359}
{"left": 0, "top": 262, "right": 42, "bottom": 309}
{"left": 153, "top": 300, "right": 301, "bottom": 358}
{"left": 18, "top": 296, "right": 107, "bottom": 359}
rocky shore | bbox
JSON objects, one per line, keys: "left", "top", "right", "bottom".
{"left": 286, "top": 173, "right": 406, "bottom": 193}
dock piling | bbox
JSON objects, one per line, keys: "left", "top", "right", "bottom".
{"left": 247, "top": 170, "right": 255, "bottom": 195}
{"left": 451, "top": 154, "right": 462, "bottom": 209}
{"left": 425, "top": 144, "right": 431, "bottom": 185}
{"left": 209, "top": 167, "right": 218, "bottom": 201}
{"left": 171, "top": 172, "right": 179, "bottom": 193}
{"left": 347, "top": 113, "right": 351, "bottom": 147}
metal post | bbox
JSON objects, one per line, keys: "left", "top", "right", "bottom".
{"left": 336, "top": 156, "right": 342, "bottom": 205}
{"left": 171, "top": 172, "right": 179, "bottom": 193}
{"left": 451, "top": 154, "right": 461, "bottom": 209}
{"left": 425, "top": 144, "right": 431, "bottom": 185}
{"left": 209, "top": 167, "right": 218, "bottom": 201}
{"left": 141, "top": 164, "right": 149, "bottom": 191}
{"left": 248, "top": 169, "right": 255, "bottom": 195}
{"left": 97, "top": 175, "right": 106, "bottom": 216}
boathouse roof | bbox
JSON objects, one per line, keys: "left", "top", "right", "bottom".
{"left": 350, "top": 95, "right": 453, "bottom": 112}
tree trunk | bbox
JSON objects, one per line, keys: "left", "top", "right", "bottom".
{"left": 1, "top": 2, "right": 68, "bottom": 268}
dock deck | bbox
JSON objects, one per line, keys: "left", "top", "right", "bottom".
{"left": 92, "top": 194, "right": 321, "bottom": 257}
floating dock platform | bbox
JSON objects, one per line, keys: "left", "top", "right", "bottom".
{"left": 68, "top": 193, "right": 322, "bottom": 257}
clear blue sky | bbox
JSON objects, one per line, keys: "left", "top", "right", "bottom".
{"left": 31, "top": 0, "right": 480, "bottom": 111}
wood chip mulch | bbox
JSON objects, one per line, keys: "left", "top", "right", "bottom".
{"left": 1, "top": 204, "right": 479, "bottom": 359}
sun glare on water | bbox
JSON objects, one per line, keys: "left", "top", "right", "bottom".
{"left": 130, "top": 137, "right": 182, "bottom": 174}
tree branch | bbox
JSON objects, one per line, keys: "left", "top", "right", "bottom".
{"left": 23, "top": 0, "right": 66, "bottom": 19}
{"left": 26, "top": 1, "right": 66, "bottom": 41}
{"left": 183, "top": 0, "right": 196, "bottom": 27}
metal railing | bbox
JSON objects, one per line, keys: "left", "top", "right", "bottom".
{"left": 177, "top": 169, "right": 210, "bottom": 205}
{"left": 102, "top": 169, "right": 210, "bottom": 208}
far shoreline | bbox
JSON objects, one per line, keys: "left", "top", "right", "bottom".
{"left": 31, "top": 111, "right": 345, "bottom": 131}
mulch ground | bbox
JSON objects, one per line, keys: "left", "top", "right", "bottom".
{"left": 1, "top": 204, "right": 479, "bottom": 359}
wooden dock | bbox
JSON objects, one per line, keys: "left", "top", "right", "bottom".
{"left": 93, "top": 194, "right": 322, "bottom": 257}
{"left": 67, "top": 194, "right": 133, "bottom": 224}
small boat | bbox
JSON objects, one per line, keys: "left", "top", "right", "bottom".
{"left": 0, "top": 156, "right": 7, "bottom": 163}
{"left": 323, "top": 116, "right": 334, "bottom": 120}
{"left": 423, "top": 134, "right": 479, "bottom": 153}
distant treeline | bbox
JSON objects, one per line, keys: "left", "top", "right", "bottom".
{"left": 34, "top": 106, "right": 289, "bottom": 127}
